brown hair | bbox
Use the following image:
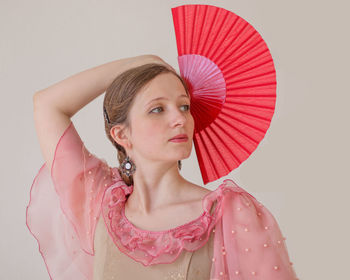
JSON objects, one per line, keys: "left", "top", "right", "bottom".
{"left": 103, "top": 63, "right": 190, "bottom": 186}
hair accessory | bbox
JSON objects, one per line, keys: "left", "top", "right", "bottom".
{"left": 120, "top": 155, "right": 136, "bottom": 177}
{"left": 103, "top": 106, "right": 111, "bottom": 124}
{"left": 171, "top": 4, "right": 277, "bottom": 184}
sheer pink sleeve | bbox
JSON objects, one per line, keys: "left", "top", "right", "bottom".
{"left": 211, "top": 179, "right": 298, "bottom": 280}
{"left": 26, "top": 121, "right": 121, "bottom": 280}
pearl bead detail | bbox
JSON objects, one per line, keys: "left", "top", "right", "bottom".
{"left": 257, "top": 212, "right": 262, "bottom": 216}
{"left": 219, "top": 272, "right": 223, "bottom": 276}
{"left": 231, "top": 230, "right": 236, "bottom": 234}
{"left": 263, "top": 243, "right": 268, "bottom": 247}
{"left": 251, "top": 271, "right": 256, "bottom": 275}
{"left": 277, "top": 240, "right": 281, "bottom": 244}
{"left": 104, "top": 183, "right": 108, "bottom": 187}
{"left": 88, "top": 170, "right": 92, "bottom": 174}
{"left": 213, "top": 229, "right": 216, "bottom": 233}
{"left": 237, "top": 207, "right": 241, "bottom": 211}
{"left": 234, "top": 271, "right": 239, "bottom": 275}
{"left": 264, "top": 226, "right": 269, "bottom": 230}
{"left": 274, "top": 265, "right": 279, "bottom": 270}
{"left": 244, "top": 227, "right": 249, "bottom": 232}
{"left": 88, "top": 153, "right": 92, "bottom": 157}
{"left": 245, "top": 248, "right": 250, "bottom": 252}
{"left": 212, "top": 257, "right": 216, "bottom": 262}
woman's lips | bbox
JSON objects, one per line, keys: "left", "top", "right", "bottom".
{"left": 169, "top": 137, "right": 188, "bottom": 142}
{"left": 169, "top": 135, "right": 188, "bottom": 142}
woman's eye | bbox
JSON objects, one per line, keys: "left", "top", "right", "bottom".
{"left": 149, "top": 104, "right": 190, "bottom": 114}
{"left": 181, "top": 104, "right": 190, "bottom": 111}
{"left": 150, "top": 107, "right": 163, "bottom": 113}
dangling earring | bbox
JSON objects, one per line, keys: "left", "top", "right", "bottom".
{"left": 120, "top": 155, "right": 136, "bottom": 177}
{"left": 178, "top": 160, "right": 182, "bottom": 170}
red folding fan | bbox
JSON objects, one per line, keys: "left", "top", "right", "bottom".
{"left": 171, "top": 4, "right": 277, "bottom": 185}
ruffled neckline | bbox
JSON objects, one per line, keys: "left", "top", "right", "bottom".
{"left": 100, "top": 168, "right": 226, "bottom": 266}
{"left": 121, "top": 186, "right": 221, "bottom": 234}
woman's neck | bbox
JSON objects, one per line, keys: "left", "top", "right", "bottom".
{"left": 125, "top": 163, "right": 187, "bottom": 215}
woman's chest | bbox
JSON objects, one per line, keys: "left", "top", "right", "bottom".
{"left": 93, "top": 215, "right": 215, "bottom": 280}
{"left": 124, "top": 199, "right": 205, "bottom": 232}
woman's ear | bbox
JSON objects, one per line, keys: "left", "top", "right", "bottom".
{"left": 110, "top": 125, "right": 131, "bottom": 149}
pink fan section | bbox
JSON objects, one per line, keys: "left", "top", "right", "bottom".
{"left": 26, "top": 121, "right": 298, "bottom": 279}
{"left": 178, "top": 54, "right": 226, "bottom": 132}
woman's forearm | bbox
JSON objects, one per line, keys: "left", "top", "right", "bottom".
{"left": 33, "top": 54, "right": 161, "bottom": 117}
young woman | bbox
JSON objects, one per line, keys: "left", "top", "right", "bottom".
{"left": 27, "top": 54, "right": 298, "bottom": 279}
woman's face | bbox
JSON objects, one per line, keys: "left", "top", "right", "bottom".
{"left": 126, "top": 72, "right": 194, "bottom": 166}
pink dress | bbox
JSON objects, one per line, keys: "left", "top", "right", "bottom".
{"left": 26, "top": 121, "right": 298, "bottom": 279}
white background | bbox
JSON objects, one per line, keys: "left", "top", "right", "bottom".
{"left": 1, "top": 0, "right": 349, "bottom": 279}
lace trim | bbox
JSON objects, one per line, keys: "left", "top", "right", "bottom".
{"left": 100, "top": 174, "right": 225, "bottom": 266}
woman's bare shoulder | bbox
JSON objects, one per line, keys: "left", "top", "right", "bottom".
{"left": 181, "top": 182, "right": 212, "bottom": 203}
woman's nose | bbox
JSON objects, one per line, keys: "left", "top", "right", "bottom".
{"left": 171, "top": 109, "right": 186, "bottom": 127}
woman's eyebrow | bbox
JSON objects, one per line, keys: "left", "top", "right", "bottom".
{"left": 146, "top": 94, "right": 189, "bottom": 106}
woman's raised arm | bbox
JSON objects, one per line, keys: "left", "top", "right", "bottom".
{"left": 33, "top": 54, "right": 168, "bottom": 171}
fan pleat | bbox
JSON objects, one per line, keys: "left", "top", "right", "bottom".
{"left": 208, "top": 16, "right": 239, "bottom": 60}
{"left": 225, "top": 68, "right": 275, "bottom": 84}
{"left": 220, "top": 106, "right": 274, "bottom": 129}
{"left": 217, "top": 113, "right": 261, "bottom": 142}
{"left": 198, "top": 7, "right": 218, "bottom": 56}
{"left": 191, "top": 5, "right": 207, "bottom": 54}
{"left": 202, "top": 10, "right": 227, "bottom": 58}
{"left": 193, "top": 132, "right": 213, "bottom": 183}
{"left": 217, "top": 27, "right": 253, "bottom": 66}
{"left": 221, "top": 46, "right": 271, "bottom": 74}
{"left": 224, "top": 99, "right": 275, "bottom": 112}
{"left": 226, "top": 82, "right": 276, "bottom": 91}
{"left": 203, "top": 126, "right": 230, "bottom": 174}
{"left": 207, "top": 124, "right": 239, "bottom": 169}
{"left": 212, "top": 21, "right": 249, "bottom": 63}
{"left": 172, "top": 4, "right": 276, "bottom": 184}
